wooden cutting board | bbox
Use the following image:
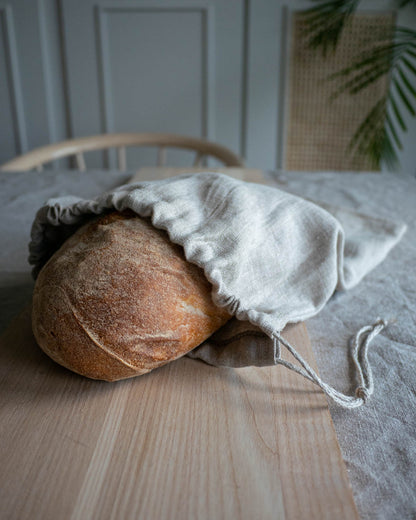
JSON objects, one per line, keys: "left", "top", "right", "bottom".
{"left": 0, "top": 307, "right": 357, "bottom": 520}
{"left": 0, "top": 168, "right": 358, "bottom": 519}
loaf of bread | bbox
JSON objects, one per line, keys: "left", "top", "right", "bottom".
{"left": 32, "top": 210, "right": 231, "bottom": 381}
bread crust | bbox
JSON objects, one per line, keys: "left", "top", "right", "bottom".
{"left": 32, "top": 211, "right": 230, "bottom": 381}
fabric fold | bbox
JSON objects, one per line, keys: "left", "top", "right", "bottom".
{"left": 29, "top": 172, "right": 406, "bottom": 406}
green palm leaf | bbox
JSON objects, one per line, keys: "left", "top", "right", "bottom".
{"left": 300, "top": 0, "right": 359, "bottom": 55}
{"left": 330, "top": 26, "right": 416, "bottom": 167}
{"left": 389, "top": 92, "right": 408, "bottom": 132}
{"left": 349, "top": 97, "right": 398, "bottom": 169}
{"left": 400, "top": 0, "right": 416, "bottom": 8}
{"left": 302, "top": 0, "right": 416, "bottom": 169}
{"left": 386, "top": 111, "right": 402, "bottom": 150}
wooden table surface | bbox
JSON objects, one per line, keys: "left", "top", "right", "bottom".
{"left": 0, "top": 168, "right": 358, "bottom": 519}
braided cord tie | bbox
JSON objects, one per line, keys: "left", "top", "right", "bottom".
{"left": 272, "top": 319, "right": 387, "bottom": 409}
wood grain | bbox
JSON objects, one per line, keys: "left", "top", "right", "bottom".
{"left": 0, "top": 306, "right": 358, "bottom": 520}
{"left": 0, "top": 133, "right": 244, "bottom": 172}
{"left": 130, "top": 167, "right": 266, "bottom": 185}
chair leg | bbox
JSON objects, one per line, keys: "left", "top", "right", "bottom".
{"left": 193, "top": 152, "right": 203, "bottom": 167}
{"left": 157, "top": 147, "right": 166, "bottom": 166}
{"left": 117, "top": 147, "right": 127, "bottom": 171}
{"left": 75, "top": 153, "right": 86, "bottom": 171}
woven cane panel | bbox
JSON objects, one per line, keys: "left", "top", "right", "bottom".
{"left": 285, "top": 12, "right": 394, "bottom": 171}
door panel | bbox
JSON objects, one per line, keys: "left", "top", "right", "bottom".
{"left": 0, "top": 6, "right": 24, "bottom": 162}
{"left": 2, "top": 0, "right": 414, "bottom": 173}
{"left": 61, "top": 0, "right": 244, "bottom": 169}
{"left": 0, "top": 0, "right": 68, "bottom": 166}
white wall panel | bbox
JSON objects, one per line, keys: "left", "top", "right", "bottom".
{"left": 95, "top": 5, "right": 214, "bottom": 166}
{"left": 1, "top": 0, "right": 414, "bottom": 174}
{"left": 0, "top": 0, "right": 69, "bottom": 166}
{"left": 61, "top": 0, "right": 243, "bottom": 169}
{"left": 244, "top": 0, "right": 285, "bottom": 169}
{"left": 0, "top": 5, "right": 27, "bottom": 163}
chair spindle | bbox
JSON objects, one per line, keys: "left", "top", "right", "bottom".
{"left": 117, "top": 147, "right": 127, "bottom": 171}
{"left": 75, "top": 153, "right": 86, "bottom": 171}
{"left": 157, "top": 147, "right": 166, "bottom": 167}
{"left": 193, "top": 152, "right": 203, "bottom": 167}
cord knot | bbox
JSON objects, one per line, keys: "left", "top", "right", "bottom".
{"left": 355, "top": 386, "right": 370, "bottom": 403}
{"left": 375, "top": 318, "right": 388, "bottom": 328}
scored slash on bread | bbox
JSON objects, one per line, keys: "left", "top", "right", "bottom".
{"left": 32, "top": 210, "right": 231, "bottom": 381}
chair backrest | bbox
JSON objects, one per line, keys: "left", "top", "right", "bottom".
{"left": 0, "top": 133, "right": 244, "bottom": 171}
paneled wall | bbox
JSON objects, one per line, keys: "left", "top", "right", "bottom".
{"left": 1, "top": 0, "right": 415, "bottom": 173}
{"left": 61, "top": 0, "right": 244, "bottom": 167}
{"left": 0, "top": 4, "right": 27, "bottom": 160}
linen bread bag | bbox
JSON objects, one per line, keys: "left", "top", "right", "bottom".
{"left": 30, "top": 172, "right": 406, "bottom": 407}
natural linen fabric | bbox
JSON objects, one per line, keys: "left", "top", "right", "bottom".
{"left": 29, "top": 173, "right": 406, "bottom": 407}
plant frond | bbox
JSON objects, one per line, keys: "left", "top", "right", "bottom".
{"left": 395, "top": 27, "right": 416, "bottom": 39}
{"left": 300, "top": 0, "right": 360, "bottom": 55}
{"left": 397, "top": 66, "right": 416, "bottom": 98}
{"left": 327, "top": 24, "right": 416, "bottom": 167}
{"left": 402, "top": 57, "right": 416, "bottom": 75}
{"left": 399, "top": 0, "right": 416, "bottom": 7}
{"left": 392, "top": 77, "right": 416, "bottom": 116}
{"left": 348, "top": 96, "right": 402, "bottom": 170}
{"left": 329, "top": 46, "right": 395, "bottom": 80}
{"left": 386, "top": 112, "right": 403, "bottom": 149}
{"left": 348, "top": 99, "right": 384, "bottom": 157}
{"left": 389, "top": 92, "right": 408, "bottom": 131}
{"left": 330, "top": 63, "right": 390, "bottom": 99}
{"left": 302, "top": 3, "right": 416, "bottom": 169}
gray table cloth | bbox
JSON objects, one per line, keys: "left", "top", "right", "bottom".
{"left": 1, "top": 169, "right": 415, "bottom": 519}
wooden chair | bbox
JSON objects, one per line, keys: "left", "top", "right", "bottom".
{"left": 0, "top": 133, "right": 244, "bottom": 172}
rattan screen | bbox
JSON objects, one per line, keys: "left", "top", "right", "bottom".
{"left": 285, "top": 12, "right": 395, "bottom": 171}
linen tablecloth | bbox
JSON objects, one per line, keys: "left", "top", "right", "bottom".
{"left": 0, "top": 168, "right": 415, "bottom": 519}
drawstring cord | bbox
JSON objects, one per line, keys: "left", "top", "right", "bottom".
{"left": 272, "top": 319, "right": 387, "bottom": 408}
